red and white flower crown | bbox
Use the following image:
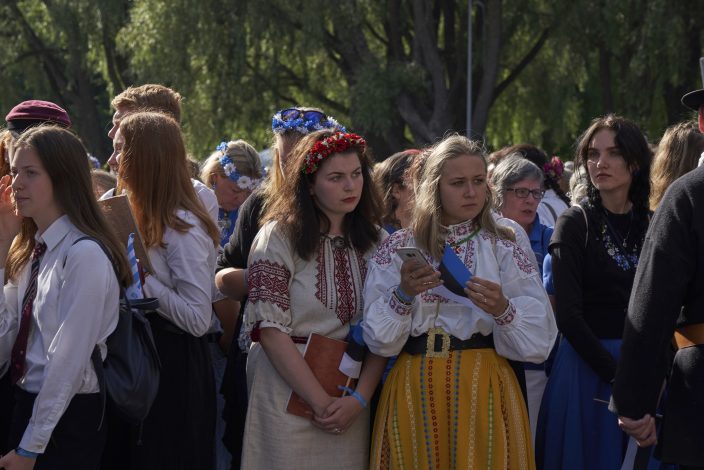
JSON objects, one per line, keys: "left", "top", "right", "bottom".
{"left": 302, "top": 132, "right": 366, "bottom": 174}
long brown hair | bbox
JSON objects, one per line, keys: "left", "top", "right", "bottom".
{"left": 6, "top": 126, "right": 132, "bottom": 286}
{"left": 262, "top": 129, "right": 382, "bottom": 260}
{"left": 118, "top": 112, "right": 219, "bottom": 248}
{"left": 650, "top": 120, "right": 704, "bottom": 210}
{"left": 373, "top": 149, "right": 419, "bottom": 230}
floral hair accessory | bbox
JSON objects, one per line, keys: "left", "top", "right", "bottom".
{"left": 271, "top": 108, "right": 346, "bottom": 135}
{"left": 303, "top": 132, "right": 366, "bottom": 174}
{"left": 216, "top": 141, "right": 262, "bottom": 191}
{"left": 543, "top": 156, "right": 564, "bottom": 182}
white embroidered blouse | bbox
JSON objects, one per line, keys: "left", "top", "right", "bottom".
{"left": 362, "top": 219, "right": 557, "bottom": 363}
{"left": 245, "top": 221, "right": 383, "bottom": 340}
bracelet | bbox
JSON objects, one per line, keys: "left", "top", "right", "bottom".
{"left": 15, "top": 447, "right": 38, "bottom": 458}
{"left": 394, "top": 286, "right": 414, "bottom": 305}
{"left": 338, "top": 385, "right": 368, "bottom": 408}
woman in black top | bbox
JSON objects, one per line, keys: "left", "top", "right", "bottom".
{"left": 535, "top": 115, "right": 654, "bottom": 470}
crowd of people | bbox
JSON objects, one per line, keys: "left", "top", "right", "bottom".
{"left": 0, "top": 77, "right": 702, "bottom": 470}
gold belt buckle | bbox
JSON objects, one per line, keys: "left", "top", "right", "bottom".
{"left": 425, "top": 327, "right": 451, "bottom": 358}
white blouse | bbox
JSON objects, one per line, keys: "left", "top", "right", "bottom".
{"left": 0, "top": 215, "right": 120, "bottom": 452}
{"left": 362, "top": 219, "right": 557, "bottom": 363}
{"left": 143, "top": 209, "right": 216, "bottom": 336}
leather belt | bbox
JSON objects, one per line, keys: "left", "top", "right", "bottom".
{"left": 674, "top": 323, "right": 704, "bottom": 349}
{"left": 404, "top": 328, "right": 494, "bottom": 358}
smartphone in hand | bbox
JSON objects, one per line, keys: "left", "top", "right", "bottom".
{"left": 395, "top": 247, "right": 430, "bottom": 266}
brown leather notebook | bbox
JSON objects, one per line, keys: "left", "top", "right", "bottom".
{"left": 286, "top": 333, "right": 354, "bottom": 418}
{"left": 98, "top": 195, "right": 154, "bottom": 273}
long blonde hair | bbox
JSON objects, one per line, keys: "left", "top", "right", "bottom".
{"left": 649, "top": 120, "right": 704, "bottom": 210}
{"left": 412, "top": 134, "right": 514, "bottom": 260}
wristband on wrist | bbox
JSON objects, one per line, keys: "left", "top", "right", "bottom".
{"left": 15, "top": 447, "right": 39, "bottom": 458}
{"left": 394, "top": 286, "right": 414, "bottom": 304}
{"left": 338, "top": 385, "right": 368, "bottom": 408}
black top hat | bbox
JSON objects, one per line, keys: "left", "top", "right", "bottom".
{"left": 682, "top": 89, "right": 704, "bottom": 111}
{"left": 682, "top": 57, "right": 704, "bottom": 111}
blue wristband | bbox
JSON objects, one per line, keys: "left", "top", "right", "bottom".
{"left": 338, "top": 385, "right": 367, "bottom": 408}
{"left": 15, "top": 447, "right": 39, "bottom": 458}
{"left": 394, "top": 286, "right": 414, "bottom": 304}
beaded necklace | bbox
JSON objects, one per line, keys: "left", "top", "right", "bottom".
{"left": 600, "top": 210, "right": 639, "bottom": 271}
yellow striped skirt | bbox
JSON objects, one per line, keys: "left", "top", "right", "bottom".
{"left": 370, "top": 348, "right": 534, "bottom": 470}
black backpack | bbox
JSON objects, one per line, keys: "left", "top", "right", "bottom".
{"left": 69, "top": 237, "right": 161, "bottom": 425}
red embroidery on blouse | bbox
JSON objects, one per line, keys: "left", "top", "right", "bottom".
{"left": 316, "top": 242, "right": 364, "bottom": 325}
{"left": 248, "top": 260, "right": 291, "bottom": 312}
{"left": 481, "top": 232, "right": 537, "bottom": 276}
{"left": 316, "top": 246, "right": 328, "bottom": 307}
{"left": 389, "top": 291, "right": 413, "bottom": 315}
{"left": 333, "top": 246, "right": 355, "bottom": 325}
{"left": 500, "top": 239, "right": 536, "bottom": 276}
{"left": 356, "top": 250, "right": 368, "bottom": 283}
{"left": 372, "top": 229, "right": 409, "bottom": 265}
{"left": 421, "top": 291, "right": 450, "bottom": 304}
{"left": 494, "top": 302, "right": 516, "bottom": 326}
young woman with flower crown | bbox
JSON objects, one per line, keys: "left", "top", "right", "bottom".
{"left": 240, "top": 129, "right": 387, "bottom": 468}
{"left": 363, "top": 134, "right": 556, "bottom": 469}
{"left": 201, "top": 140, "right": 263, "bottom": 248}
{"left": 214, "top": 107, "right": 344, "bottom": 468}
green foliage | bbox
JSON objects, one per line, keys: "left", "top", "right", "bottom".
{"left": 0, "top": 0, "right": 701, "bottom": 162}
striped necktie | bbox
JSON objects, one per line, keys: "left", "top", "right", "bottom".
{"left": 10, "top": 242, "right": 47, "bottom": 385}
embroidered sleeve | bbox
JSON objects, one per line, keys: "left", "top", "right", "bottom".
{"left": 497, "top": 237, "right": 538, "bottom": 278}
{"left": 362, "top": 235, "right": 419, "bottom": 357}
{"left": 244, "top": 222, "right": 296, "bottom": 335}
{"left": 371, "top": 229, "right": 411, "bottom": 266}
{"left": 248, "top": 260, "right": 291, "bottom": 312}
{"left": 491, "top": 236, "right": 557, "bottom": 363}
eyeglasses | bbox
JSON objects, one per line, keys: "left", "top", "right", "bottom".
{"left": 505, "top": 187, "right": 545, "bottom": 200}
{"left": 280, "top": 108, "right": 326, "bottom": 122}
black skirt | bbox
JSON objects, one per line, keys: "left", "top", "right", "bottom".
{"left": 10, "top": 388, "right": 105, "bottom": 470}
{"left": 102, "top": 315, "right": 215, "bottom": 470}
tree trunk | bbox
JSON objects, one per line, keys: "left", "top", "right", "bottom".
{"left": 471, "top": 0, "right": 502, "bottom": 137}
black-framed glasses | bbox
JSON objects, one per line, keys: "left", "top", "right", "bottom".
{"left": 505, "top": 187, "right": 545, "bottom": 200}
{"left": 280, "top": 108, "right": 326, "bottom": 122}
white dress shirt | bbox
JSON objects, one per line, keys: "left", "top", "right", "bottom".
{"left": 142, "top": 209, "right": 216, "bottom": 337}
{"left": 0, "top": 215, "right": 120, "bottom": 452}
{"left": 362, "top": 220, "right": 557, "bottom": 363}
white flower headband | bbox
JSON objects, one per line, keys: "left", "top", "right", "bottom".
{"left": 216, "top": 141, "right": 262, "bottom": 191}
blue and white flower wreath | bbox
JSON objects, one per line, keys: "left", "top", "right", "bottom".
{"left": 216, "top": 142, "right": 262, "bottom": 191}
{"left": 271, "top": 109, "right": 346, "bottom": 135}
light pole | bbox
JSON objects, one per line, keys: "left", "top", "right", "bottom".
{"left": 466, "top": 0, "right": 472, "bottom": 138}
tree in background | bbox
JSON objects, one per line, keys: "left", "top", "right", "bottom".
{"left": 0, "top": 0, "right": 701, "bottom": 161}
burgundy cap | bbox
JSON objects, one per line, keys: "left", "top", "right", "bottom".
{"left": 5, "top": 100, "right": 72, "bottom": 133}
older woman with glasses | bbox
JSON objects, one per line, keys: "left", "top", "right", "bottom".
{"left": 490, "top": 154, "right": 552, "bottom": 274}
{"left": 490, "top": 154, "right": 553, "bottom": 445}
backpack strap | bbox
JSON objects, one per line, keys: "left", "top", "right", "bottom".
{"left": 574, "top": 204, "right": 589, "bottom": 249}
{"left": 66, "top": 236, "right": 120, "bottom": 431}
{"left": 542, "top": 200, "right": 558, "bottom": 222}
